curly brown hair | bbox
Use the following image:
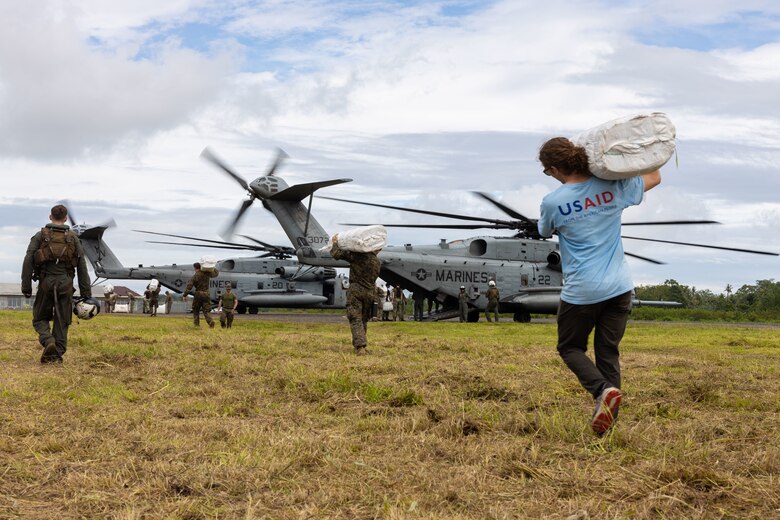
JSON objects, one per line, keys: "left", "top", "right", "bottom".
{"left": 538, "top": 137, "right": 590, "bottom": 176}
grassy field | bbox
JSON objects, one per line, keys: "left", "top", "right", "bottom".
{"left": 1, "top": 311, "right": 778, "bottom": 519}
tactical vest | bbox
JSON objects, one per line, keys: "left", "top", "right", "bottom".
{"left": 34, "top": 227, "right": 78, "bottom": 267}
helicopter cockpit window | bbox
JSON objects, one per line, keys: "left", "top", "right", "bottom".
{"left": 221, "top": 259, "right": 235, "bottom": 271}
{"left": 469, "top": 239, "right": 487, "bottom": 257}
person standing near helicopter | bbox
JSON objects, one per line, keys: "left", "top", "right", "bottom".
{"left": 537, "top": 137, "right": 661, "bottom": 435}
{"left": 485, "top": 280, "right": 500, "bottom": 322}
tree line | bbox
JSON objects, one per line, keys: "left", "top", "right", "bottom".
{"left": 634, "top": 279, "right": 780, "bottom": 314}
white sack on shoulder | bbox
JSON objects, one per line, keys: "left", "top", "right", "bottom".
{"left": 571, "top": 112, "right": 676, "bottom": 180}
{"left": 319, "top": 225, "right": 388, "bottom": 253}
{"left": 200, "top": 255, "right": 217, "bottom": 271}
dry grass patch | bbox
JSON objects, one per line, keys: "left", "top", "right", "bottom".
{"left": 1, "top": 312, "right": 779, "bottom": 518}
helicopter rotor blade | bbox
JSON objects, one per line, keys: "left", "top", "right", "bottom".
{"left": 201, "top": 147, "right": 250, "bottom": 192}
{"left": 472, "top": 192, "right": 535, "bottom": 222}
{"left": 624, "top": 251, "right": 666, "bottom": 264}
{"left": 58, "top": 199, "right": 78, "bottom": 226}
{"left": 58, "top": 200, "right": 116, "bottom": 229}
{"left": 237, "top": 236, "right": 296, "bottom": 256}
{"left": 621, "top": 235, "right": 779, "bottom": 256}
{"left": 319, "top": 196, "right": 516, "bottom": 227}
{"left": 134, "top": 229, "right": 263, "bottom": 249}
{"left": 340, "top": 222, "right": 511, "bottom": 229}
{"left": 144, "top": 240, "right": 266, "bottom": 251}
{"left": 221, "top": 198, "right": 255, "bottom": 239}
{"left": 622, "top": 220, "right": 720, "bottom": 226}
{"left": 266, "top": 148, "right": 289, "bottom": 177}
{"left": 237, "top": 234, "right": 280, "bottom": 250}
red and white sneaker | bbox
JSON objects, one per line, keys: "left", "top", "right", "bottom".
{"left": 591, "top": 387, "right": 622, "bottom": 434}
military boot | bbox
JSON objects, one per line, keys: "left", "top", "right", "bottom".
{"left": 41, "top": 340, "right": 58, "bottom": 364}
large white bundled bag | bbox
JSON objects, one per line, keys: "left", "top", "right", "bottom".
{"left": 321, "top": 225, "right": 388, "bottom": 253}
{"left": 200, "top": 255, "right": 217, "bottom": 272}
{"left": 571, "top": 112, "right": 676, "bottom": 180}
{"left": 148, "top": 279, "right": 160, "bottom": 291}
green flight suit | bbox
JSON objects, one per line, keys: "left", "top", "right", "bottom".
{"left": 21, "top": 224, "right": 92, "bottom": 359}
{"left": 219, "top": 291, "right": 237, "bottom": 328}
{"left": 331, "top": 243, "right": 381, "bottom": 350}
{"left": 485, "top": 286, "right": 500, "bottom": 322}
{"left": 183, "top": 269, "right": 218, "bottom": 326}
{"left": 458, "top": 290, "right": 469, "bottom": 322}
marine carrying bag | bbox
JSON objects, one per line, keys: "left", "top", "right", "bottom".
{"left": 34, "top": 227, "right": 78, "bottom": 267}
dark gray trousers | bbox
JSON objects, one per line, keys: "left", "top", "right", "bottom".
{"left": 556, "top": 291, "right": 632, "bottom": 399}
{"left": 32, "top": 276, "right": 74, "bottom": 356}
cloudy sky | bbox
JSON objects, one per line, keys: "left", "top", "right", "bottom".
{"left": 1, "top": 0, "right": 778, "bottom": 293}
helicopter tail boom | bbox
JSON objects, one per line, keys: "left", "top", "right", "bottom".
{"left": 75, "top": 225, "right": 126, "bottom": 275}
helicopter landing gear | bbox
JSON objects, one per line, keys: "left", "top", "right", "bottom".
{"left": 236, "top": 304, "right": 247, "bottom": 315}
{"left": 513, "top": 311, "right": 531, "bottom": 323}
{"left": 467, "top": 309, "right": 480, "bottom": 322}
{"left": 248, "top": 306, "right": 259, "bottom": 315}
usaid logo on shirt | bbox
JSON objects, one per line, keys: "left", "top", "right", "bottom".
{"left": 558, "top": 191, "right": 615, "bottom": 216}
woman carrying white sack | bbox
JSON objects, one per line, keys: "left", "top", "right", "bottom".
{"left": 326, "top": 225, "right": 386, "bottom": 355}
{"left": 537, "top": 135, "right": 662, "bottom": 435}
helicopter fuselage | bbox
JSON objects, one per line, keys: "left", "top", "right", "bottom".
{"left": 377, "top": 236, "right": 563, "bottom": 319}
{"left": 76, "top": 224, "right": 348, "bottom": 313}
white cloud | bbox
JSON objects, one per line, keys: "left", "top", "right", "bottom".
{"left": 0, "top": 1, "right": 237, "bottom": 159}
{"left": 1, "top": 0, "right": 778, "bottom": 291}
{"left": 714, "top": 42, "right": 780, "bottom": 81}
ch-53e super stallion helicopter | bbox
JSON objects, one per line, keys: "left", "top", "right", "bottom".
{"left": 70, "top": 216, "right": 348, "bottom": 314}
{"left": 202, "top": 148, "right": 778, "bottom": 322}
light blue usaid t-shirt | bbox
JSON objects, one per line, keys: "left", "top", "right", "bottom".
{"left": 538, "top": 176, "right": 644, "bottom": 305}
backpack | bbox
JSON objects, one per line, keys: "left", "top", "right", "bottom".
{"left": 34, "top": 227, "right": 79, "bottom": 267}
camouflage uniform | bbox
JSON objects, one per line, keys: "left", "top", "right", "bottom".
{"left": 219, "top": 289, "right": 238, "bottom": 328}
{"left": 108, "top": 292, "right": 117, "bottom": 313}
{"left": 128, "top": 293, "right": 135, "bottom": 313}
{"left": 21, "top": 223, "right": 92, "bottom": 362}
{"left": 331, "top": 242, "right": 381, "bottom": 352}
{"left": 485, "top": 285, "right": 500, "bottom": 322}
{"left": 458, "top": 288, "right": 469, "bottom": 322}
{"left": 148, "top": 286, "right": 161, "bottom": 316}
{"left": 393, "top": 287, "right": 406, "bottom": 321}
{"left": 165, "top": 292, "right": 173, "bottom": 314}
{"left": 183, "top": 269, "right": 218, "bottom": 327}
{"left": 373, "top": 286, "right": 384, "bottom": 320}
